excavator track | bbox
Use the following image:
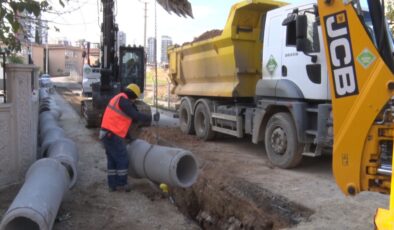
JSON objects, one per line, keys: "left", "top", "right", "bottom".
{"left": 81, "top": 99, "right": 101, "bottom": 128}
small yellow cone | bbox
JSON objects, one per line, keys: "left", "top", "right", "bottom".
{"left": 160, "top": 183, "right": 169, "bottom": 193}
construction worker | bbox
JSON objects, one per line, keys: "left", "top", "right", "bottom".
{"left": 99, "top": 83, "right": 151, "bottom": 192}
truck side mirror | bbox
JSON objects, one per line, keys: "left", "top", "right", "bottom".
{"left": 296, "top": 15, "right": 308, "bottom": 52}
{"left": 82, "top": 51, "right": 87, "bottom": 58}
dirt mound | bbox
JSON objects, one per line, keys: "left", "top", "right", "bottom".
{"left": 193, "top": 30, "right": 223, "bottom": 42}
{"left": 182, "top": 30, "right": 223, "bottom": 45}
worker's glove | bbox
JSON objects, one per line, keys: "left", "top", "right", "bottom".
{"left": 153, "top": 112, "right": 160, "bottom": 122}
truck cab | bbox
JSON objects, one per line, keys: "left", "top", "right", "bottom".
{"left": 260, "top": 0, "right": 329, "bottom": 101}
{"left": 253, "top": 0, "right": 333, "bottom": 167}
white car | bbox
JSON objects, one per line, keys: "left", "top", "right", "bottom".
{"left": 82, "top": 64, "right": 101, "bottom": 97}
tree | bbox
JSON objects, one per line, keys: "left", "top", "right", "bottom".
{"left": 0, "top": 0, "right": 67, "bottom": 51}
{"left": 386, "top": 1, "right": 394, "bottom": 34}
{"left": 0, "top": 0, "right": 192, "bottom": 51}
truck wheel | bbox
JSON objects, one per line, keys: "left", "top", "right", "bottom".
{"left": 265, "top": 112, "right": 303, "bottom": 168}
{"left": 179, "top": 100, "right": 195, "bottom": 134}
{"left": 194, "top": 103, "right": 215, "bottom": 141}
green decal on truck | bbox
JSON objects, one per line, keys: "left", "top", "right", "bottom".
{"left": 266, "top": 55, "right": 278, "bottom": 75}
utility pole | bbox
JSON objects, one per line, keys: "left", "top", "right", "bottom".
{"left": 46, "top": 42, "right": 49, "bottom": 74}
{"left": 138, "top": 0, "right": 148, "bottom": 49}
{"left": 144, "top": 1, "right": 148, "bottom": 49}
{"left": 138, "top": 0, "right": 149, "bottom": 96}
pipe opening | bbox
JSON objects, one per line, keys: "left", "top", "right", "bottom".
{"left": 4, "top": 217, "right": 40, "bottom": 230}
{"left": 176, "top": 155, "right": 197, "bottom": 186}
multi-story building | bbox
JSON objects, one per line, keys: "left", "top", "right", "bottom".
{"left": 147, "top": 37, "right": 156, "bottom": 65}
{"left": 118, "top": 31, "right": 127, "bottom": 49}
{"left": 47, "top": 44, "right": 83, "bottom": 77}
{"left": 17, "top": 11, "right": 47, "bottom": 45}
{"left": 161, "top": 35, "right": 172, "bottom": 65}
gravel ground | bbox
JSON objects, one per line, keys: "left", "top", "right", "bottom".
{"left": 0, "top": 76, "right": 390, "bottom": 230}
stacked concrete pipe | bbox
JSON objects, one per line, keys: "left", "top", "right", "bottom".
{"left": 0, "top": 88, "right": 79, "bottom": 230}
{"left": 127, "top": 139, "right": 198, "bottom": 188}
{"left": 0, "top": 159, "right": 70, "bottom": 230}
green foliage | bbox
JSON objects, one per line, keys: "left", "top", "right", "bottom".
{"left": 0, "top": 1, "right": 67, "bottom": 51}
{"left": 7, "top": 54, "right": 24, "bottom": 64}
{"left": 387, "top": 2, "right": 394, "bottom": 34}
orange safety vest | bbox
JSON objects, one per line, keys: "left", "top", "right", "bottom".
{"left": 101, "top": 92, "right": 133, "bottom": 138}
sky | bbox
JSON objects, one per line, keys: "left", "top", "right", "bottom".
{"left": 44, "top": 0, "right": 302, "bottom": 46}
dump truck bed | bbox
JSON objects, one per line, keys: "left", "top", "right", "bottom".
{"left": 168, "top": 0, "right": 286, "bottom": 98}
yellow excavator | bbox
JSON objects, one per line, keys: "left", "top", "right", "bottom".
{"left": 310, "top": 0, "right": 394, "bottom": 228}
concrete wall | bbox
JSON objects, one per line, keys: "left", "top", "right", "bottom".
{"left": 0, "top": 64, "right": 39, "bottom": 189}
{"left": 0, "top": 63, "right": 3, "bottom": 92}
{"left": 49, "top": 49, "right": 67, "bottom": 76}
{"left": 32, "top": 45, "right": 45, "bottom": 75}
{"left": 48, "top": 46, "right": 84, "bottom": 78}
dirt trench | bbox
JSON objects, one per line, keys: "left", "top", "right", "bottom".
{"left": 140, "top": 130, "right": 313, "bottom": 230}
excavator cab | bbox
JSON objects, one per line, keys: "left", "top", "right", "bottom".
{"left": 118, "top": 46, "right": 145, "bottom": 94}
{"left": 82, "top": 46, "right": 146, "bottom": 127}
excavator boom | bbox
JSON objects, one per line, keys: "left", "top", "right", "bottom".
{"left": 316, "top": 0, "right": 394, "bottom": 228}
{"left": 157, "top": 0, "right": 193, "bottom": 18}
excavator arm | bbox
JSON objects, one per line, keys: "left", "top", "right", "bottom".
{"left": 82, "top": 0, "right": 192, "bottom": 127}
{"left": 100, "top": 0, "right": 193, "bottom": 91}
{"left": 315, "top": 0, "right": 394, "bottom": 228}
{"left": 317, "top": 0, "right": 394, "bottom": 196}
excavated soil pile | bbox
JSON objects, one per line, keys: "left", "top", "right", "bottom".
{"left": 181, "top": 30, "right": 223, "bottom": 46}
{"left": 193, "top": 30, "right": 223, "bottom": 42}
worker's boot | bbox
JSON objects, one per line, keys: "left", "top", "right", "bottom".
{"left": 116, "top": 184, "right": 131, "bottom": 192}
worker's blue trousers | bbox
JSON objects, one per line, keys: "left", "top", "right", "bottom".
{"left": 101, "top": 132, "right": 129, "bottom": 189}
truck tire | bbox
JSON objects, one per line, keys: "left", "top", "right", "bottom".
{"left": 265, "top": 112, "right": 303, "bottom": 168}
{"left": 194, "top": 103, "right": 215, "bottom": 141}
{"left": 179, "top": 100, "right": 195, "bottom": 134}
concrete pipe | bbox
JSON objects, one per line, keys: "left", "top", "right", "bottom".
{"left": 47, "top": 138, "right": 79, "bottom": 188}
{"left": 40, "top": 127, "right": 65, "bottom": 157}
{"left": 39, "top": 100, "right": 62, "bottom": 120}
{"left": 39, "top": 97, "right": 54, "bottom": 104}
{"left": 39, "top": 110, "right": 56, "bottom": 123}
{"left": 48, "top": 107, "right": 62, "bottom": 120}
{"left": 0, "top": 158, "right": 70, "bottom": 230}
{"left": 39, "top": 88, "right": 49, "bottom": 101}
{"left": 39, "top": 111, "right": 57, "bottom": 126}
{"left": 127, "top": 139, "right": 198, "bottom": 188}
{"left": 40, "top": 116, "right": 59, "bottom": 139}
{"left": 39, "top": 121, "right": 59, "bottom": 143}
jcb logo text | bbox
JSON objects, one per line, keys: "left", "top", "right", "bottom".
{"left": 325, "top": 11, "right": 358, "bottom": 98}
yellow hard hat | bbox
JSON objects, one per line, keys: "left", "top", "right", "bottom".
{"left": 126, "top": 83, "right": 141, "bottom": 98}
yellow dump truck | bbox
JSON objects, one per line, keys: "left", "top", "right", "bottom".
{"left": 168, "top": 0, "right": 332, "bottom": 168}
